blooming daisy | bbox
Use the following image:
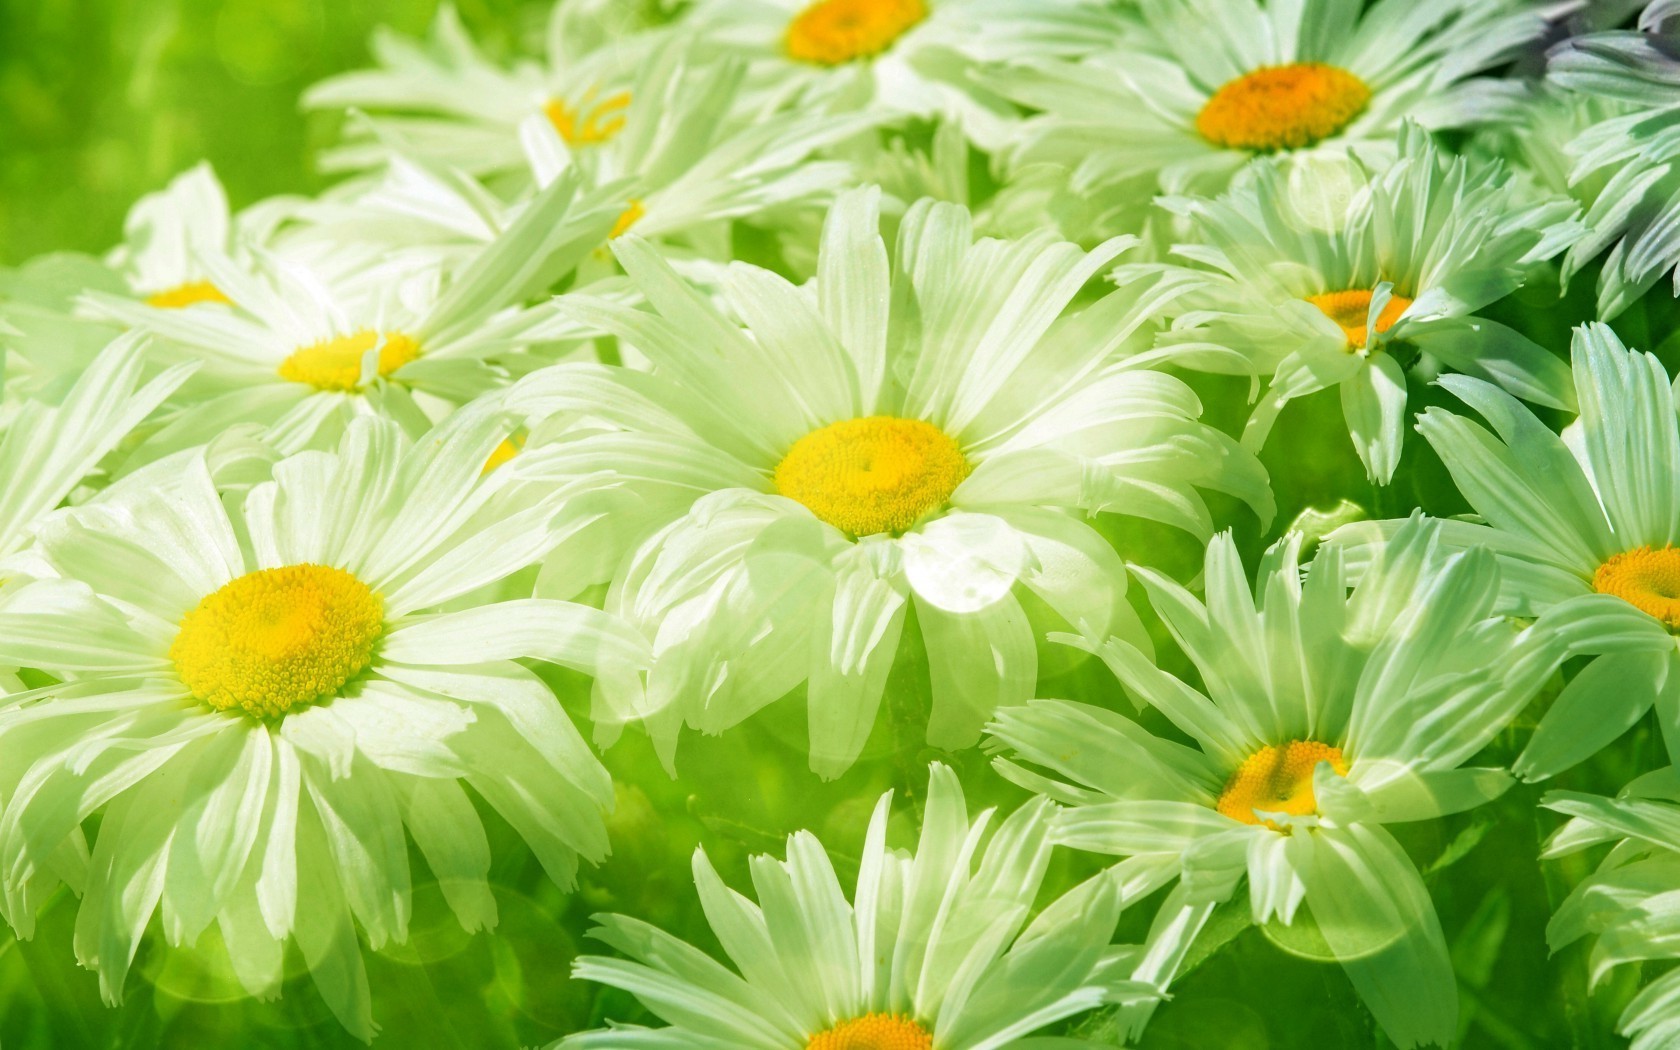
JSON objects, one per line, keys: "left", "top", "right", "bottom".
{"left": 553, "top": 761, "right": 1150, "bottom": 1049}
{"left": 509, "top": 187, "right": 1271, "bottom": 777}
{"left": 1541, "top": 766, "right": 1680, "bottom": 1050}
{"left": 987, "top": 517, "right": 1558, "bottom": 1049}
{"left": 999, "top": 0, "right": 1552, "bottom": 202}
{"left": 1329, "top": 324, "right": 1680, "bottom": 780}
{"left": 0, "top": 408, "right": 649, "bottom": 1040}
{"left": 1145, "top": 123, "right": 1580, "bottom": 483}
{"left": 78, "top": 171, "right": 623, "bottom": 461}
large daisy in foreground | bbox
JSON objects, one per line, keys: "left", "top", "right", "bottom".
{"left": 512, "top": 187, "right": 1271, "bottom": 777}
{"left": 0, "top": 410, "right": 648, "bottom": 1040}
{"left": 988, "top": 518, "right": 1557, "bottom": 1049}
{"left": 554, "top": 762, "right": 1149, "bottom": 1049}
{"left": 1330, "top": 324, "right": 1680, "bottom": 780}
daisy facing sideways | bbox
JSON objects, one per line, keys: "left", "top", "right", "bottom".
{"left": 0, "top": 409, "right": 649, "bottom": 1041}
{"left": 553, "top": 761, "right": 1151, "bottom": 1050}
{"left": 1329, "top": 324, "right": 1680, "bottom": 780}
{"left": 1146, "top": 124, "right": 1580, "bottom": 483}
{"left": 987, "top": 518, "right": 1559, "bottom": 1049}
{"left": 509, "top": 187, "right": 1272, "bottom": 777}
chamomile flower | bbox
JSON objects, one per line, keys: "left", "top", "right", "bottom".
{"left": 987, "top": 518, "right": 1557, "bottom": 1049}
{"left": 0, "top": 408, "right": 648, "bottom": 1041}
{"left": 1149, "top": 124, "right": 1580, "bottom": 483}
{"left": 1000, "top": 0, "right": 1551, "bottom": 203}
{"left": 687, "top": 0, "right": 1128, "bottom": 147}
{"left": 1329, "top": 324, "right": 1680, "bottom": 780}
{"left": 1541, "top": 766, "right": 1680, "bottom": 1050}
{"left": 78, "top": 172, "right": 621, "bottom": 461}
{"left": 510, "top": 187, "right": 1271, "bottom": 777}
{"left": 554, "top": 762, "right": 1148, "bottom": 1050}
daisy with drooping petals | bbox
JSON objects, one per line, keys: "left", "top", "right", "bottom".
{"left": 1330, "top": 324, "right": 1680, "bottom": 780}
{"left": 1147, "top": 124, "right": 1581, "bottom": 483}
{"left": 987, "top": 518, "right": 1558, "bottom": 1049}
{"left": 1000, "top": 0, "right": 1552, "bottom": 204}
{"left": 1541, "top": 766, "right": 1680, "bottom": 1050}
{"left": 0, "top": 407, "right": 648, "bottom": 1041}
{"left": 510, "top": 187, "right": 1271, "bottom": 777}
{"left": 553, "top": 762, "right": 1151, "bottom": 1050}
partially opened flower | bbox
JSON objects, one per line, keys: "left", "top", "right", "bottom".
{"left": 987, "top": 518, "right": 1556, "bottom": 1049}
{"left": 510, "top": 187, "right": 1270, "bottom": 777}
{"left": 554, "top": 762, "right": 1148, "bottom": 1050}
{"left": 1148, "top": 124, "right": 1580, "bottom": 483}
{"left": 1542, "top": 766, "right": 1680, "bottom": 1050}
{"left": 1329, "top": 324, "right": 1680, "bottom": 779}
{"left": 0, "top": 408, "right": 649, "bottom": 1041}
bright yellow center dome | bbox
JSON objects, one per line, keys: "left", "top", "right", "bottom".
{"left": 1217, "top": 740, "right": 1348, "bottom": 832}
{"left": 807, "top": 1013, "right": 933, "bottom": 1050}
{"left": 544, "top": 90, "right": 631, "bottom": 146}
{"left": 1305, "top": 289, "right": 1413, "bottom": 348}
{"left": 1196, "top": 63, "right": 1372, "bottom": 152}
{"left": 145, "top": 280, "right": 231, "bottom": 309}
{"left": 277, "top": 330, "right": 420, "bottom": 392}
{"left": 1595, "top": 546, "right": 1680, "bottom": 629}
{"left": 171, "top": 564, "right": 384, "bottom": 719}
{"left": 786, "top": 0, "right": 928, "bottom": 65}
{"left": 773, "top": 416, "right": 968, "bottom": 537}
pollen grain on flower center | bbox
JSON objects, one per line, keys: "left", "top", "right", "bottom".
{"left": 773, "top": 416, "right": 969, "bottom": 537}
{"left": 1196, "top": 63, "right": 1372, "bottom": 152}
{"left": 278, "top": 330, "right": 420, "bottom": 392}
{"left": 145, "top": 280, "right": 231, "bottom": 309}
{"left": 1217, "top": 740, "right": 1348, "bottom": 831}
{"left": 171, "top": 564, "right": 384, "bottom": 719}
{"left": 544, "top": 89, "right": 631, "bottom": 146}
{"left": 807, "top": 1012, "right": 934, "bottom": 1050}
{"left": 1594, "top": 545, "right": 1680, "bottom": 629}
{"left": 1305, "top": 288, "right": 1413, "bottom": 349}
{"left": 786, "top": 0, "right": 928, "bottom": 65}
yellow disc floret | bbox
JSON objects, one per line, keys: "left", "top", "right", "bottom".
{"left": 1305, "top": 289, "right": 1413, "bottom": 349}
{"left": 277, "top": 330, "right": 420, "bottom": 392}
{"left": 544, "top": 89, "right": 631, "bottom": 146}
{"left": 145, "top": 280, "right": 231, "bottom": 309}
{"left": 1595, "top": 546, "right": 1680, "bottom": 629}
{"left": 774, "top": 416, "right": 968, "bottom": 537}
{"left": 786, "top": 0, "right": 928, "bottom": 65}
{"left": 1217, "top": 740, "right": 1348, "bottom": 831}
{"left": 807, "top": 1013, "right": 934, "bottom": 1050}
{"left": 610, "top": 199, "right": 646, "bottom": 240}
{"left": 171, "top": 564, "right": 384, "bottom": 719}
{"left": 1196, "top": 63, "right": 1372, "bottom": 152}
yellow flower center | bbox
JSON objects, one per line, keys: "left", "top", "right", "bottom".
{"left": 1196, "top": 63, "right": 1372, "bottom": 152}
{"left": 786, "top": 0, "right": 928, "bottom": 65}
{"left": 544, "top": 90, "right": 630, "bottom": 146}
{"left": 1305, "top": 289, "right": 1413, "bottom": 348}
{"left": 171, "top": 564, "right": 384, "bottom": 719}
{"left": 277, "top": 330, "right": 420, "bottom": 392}
{"left": 807, "top": 1013, "right": 933, "bottom": 1050}
{"left": 1217, "top": 740, "right": 1348, "bottom": 832}
{"left": 1595, "top": 546, "right": 1680, "bottom": 629}
{"left": 610, "top": 199, "right": 646, "bottom": 240}
{"left": 144, "top": 280, "right": 231, "bottom": 309}
{"left": 482, "top": 431, "right": 526, "bottom": 475}
{"left": 773, "top": 416, "right": 968, "bottom": 537}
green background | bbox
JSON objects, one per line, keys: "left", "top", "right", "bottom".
{"left": 2, "top": 1, "right": 1678, "bottom": 1047}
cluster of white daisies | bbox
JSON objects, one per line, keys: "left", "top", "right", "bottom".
{"left": 4, "top": 0, "right": 1680, "bottom": 1046}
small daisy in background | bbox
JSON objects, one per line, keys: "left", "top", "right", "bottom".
{"left": 553, "top": 761, "right": 1151, "bottom": 1050}
{"left": 0, "top": 407, "right": 648, "bottom": 1041}
{"left": 988, "top": 518, "right": 1559, "bottom": 1049}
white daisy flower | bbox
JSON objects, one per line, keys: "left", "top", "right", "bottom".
{"left": 77, "top": 172, "right": 622, "bottom": 462}
{"left": 999, "top": 0, "right": 1552, "bottom": 203}
{"left": 553, "top": 761, "right": 1150, "bottom": 1050}
{"left": 686, "top": 0, "right": 1128, "bottom": 147}
{"left": 987, "top": 517, "right": 1558, "bottom": 1049}
{"left": 1542, "top": 766, "right": 1680, "bottom": 1050}
{"left": 1148, "top": 124, "right": 1581, "bottom": 483}
{"left": 1329, "top": 324, "right": 1680, "bottom": 780}
{"left": 509, "top": 187, "right": 1271, "bottom": 777}
{"left": 0, "top": 407, "right": 648, "bottom": 1041}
